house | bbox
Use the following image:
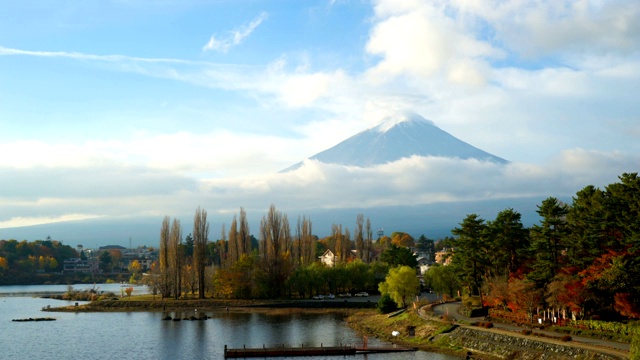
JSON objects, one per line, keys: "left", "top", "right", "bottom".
{"left": 63, "top": 258, "right": 99, "bottom": 273}
{"left": 416, "top": 255, "right": 433, "bottom": 274}
{"left": 435, "top": 248, "right": 454, "bottom": 265}
{"left": 319, "top": 249, "right": 337, "bottom": 267}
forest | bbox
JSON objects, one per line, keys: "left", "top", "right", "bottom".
{"left": 429, "top": 172, "right": 640, "bottom": 321}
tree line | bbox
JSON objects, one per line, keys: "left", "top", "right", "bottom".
{"left": 426, "top": 172, "right": 640, "bottom": 320}
{"left": 150, "top": 204, "right": 426, "bottom": 300}
{"left": 0, "top": 238, "right": 75, "bottom": 274}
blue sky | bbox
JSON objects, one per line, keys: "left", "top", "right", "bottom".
{"left": 1, "top": 0, "right": 639, "bottom": 231}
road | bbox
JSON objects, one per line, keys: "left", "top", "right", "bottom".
{"left": 429, "top": 302, "right": 630, "bottom": 355}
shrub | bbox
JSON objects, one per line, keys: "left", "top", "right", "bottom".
{"left": 522, "top": 329, "right": 532, "bottom": 335}
{"left": 483, "top": 322, "right": 494, "bottom": 329}
{"left": 560, "top": 335, "right": 572, "bottom": 342}
{"left": 377, "top": 293, "right": 399, "bottom": 314}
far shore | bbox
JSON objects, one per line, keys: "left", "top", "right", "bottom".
{"left": 43, "top": 295, "right": 377, "bottom": 313}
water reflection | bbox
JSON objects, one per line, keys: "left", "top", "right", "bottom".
{"left": 0, "top": 291, "right": 458, "bottom": 360}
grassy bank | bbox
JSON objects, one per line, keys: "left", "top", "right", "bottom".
{"left": 346, "top": 308, "right": 498, "bottom": 359}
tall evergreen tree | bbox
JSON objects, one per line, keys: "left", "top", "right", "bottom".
{"left": 486, "top": 208, "right": 529, "bottom": 278}
{"left": 566, "top": 186, "right": 609, "bottom": 268}
{"left": 527, "top": 197, "right": 569, "bottom": 288}
{"left": 451, "top": 214, "right": 488, "bottom": 297}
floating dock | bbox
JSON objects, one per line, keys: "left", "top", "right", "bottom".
{"left": 224, "top": 344, "right": 416, "bottom": 358}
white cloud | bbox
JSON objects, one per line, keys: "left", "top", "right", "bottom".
{"left": 0, "top": 214, "right": 101, "bottom": 229}
{"left": 202, "top": 12, "right": 269, "bottom": 53}
{"left": 365, "top": 1, "right": 502, "bottom": 85}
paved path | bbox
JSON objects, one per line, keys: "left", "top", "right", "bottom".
{"left": 425, "top": 302, "right": 630, "bottom": 358}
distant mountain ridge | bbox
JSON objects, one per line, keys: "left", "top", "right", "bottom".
{"left": 283, "top": 112, "right": 507, "bottom": 171}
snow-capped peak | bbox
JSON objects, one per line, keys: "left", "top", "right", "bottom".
{"left": 371, "top": 111, "right": 435, "bottom": 133}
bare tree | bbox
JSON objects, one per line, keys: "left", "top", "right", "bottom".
{"left": 228, "top": 216, "right": 238, "bottom": 267}
{"left": 332, "top": 224, "right": 343, "bottom": 264}
{"left": 169, "top": 218, "right": 182, "bottom": 299}
{"left": 260, "top": 204, "right": 291, "bottom": 297}
{"left": 355, "top": 214, "right": 364, "bottom": 260}
{"left": 219, "top": 223, "right": 227, "bottom": 268}
{"left": 239, "top": 207, "right": 251, "bottom": 256}
{"left": 193, "top": 207, "right": 210, "bottom": 299}
{"left": 365, "top": 217, "right": 373, "bottom": 263}
{"left": 301, "top": 216, "right": 315, "bottom": 266}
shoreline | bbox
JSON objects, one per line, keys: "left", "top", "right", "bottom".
{"left": 43, "top": 297, "right": 630, "bottom": 359}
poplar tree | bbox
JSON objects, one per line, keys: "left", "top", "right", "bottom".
{"left": 355, "top": 214, "right": 364, "bottom": 260}
{"left": 239, "top": 207, "right": 251, "bottom": 255}
{"left": 365, "top": 217, "right": 373, "bottom": 263}
{"left": 228, "top": 216, "right": 239, "bottom": 267}
{"left": 260, "top": 204, "right": 291, "bottom": 297}
{"left": 169, "top": 218, "right": 182, "bottom": 299}
{"left": 159, "top": 216, "right": 171, "bottom": 298}
{"left": 193, "top": 207, "right": 210, "bottom": 299}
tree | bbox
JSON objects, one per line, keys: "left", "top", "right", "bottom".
{"left": 485, "top": 208, "right": 528, "bottom": 277}
{"left": 48, "top": 257, "right": 58, "bottom": 271}
{"left": 228, "top": 215, "right": 239, "bottom": 267}
{"left": 451, "top": 214, "right": 487, "bottom": 297}
{"left": 239, "top": 207, "right": 251, "bottom": 256}
{"left": 365, "top": 218, "right": 373, "bottom": 263}
{"left": 380, "top": 244, "right": 417, "bottom": 268}
{"left": 417, "top": 235, "right": 435, "bottom": 261}
{"left": 378, "top": 265, "right": 420, "bottom": 308}
{"left": 295, "top": 215, "right": 315, "bottom": 267}
{"left": 391, "top": 232, "right": 415, "bottom": 248}
{"left": 424, "top": 264, "right": 459, "bottom": 299}
{"left": 377, "top": 293, "right": 399, "bottom": 314}
{"left": 183, "top": 233, "right": 194, "bottom": 259}
{"left": 528, "top": 198, "right": 569, "bottom": 288}
{"left": 508, "top": 278, "right": 542, "bottom": 325}
{"left": 169, "top": 218, "right": 183, "bottom": 299}
{"left": 128, "top": 260, "right": 141, "bottom": 274}
{"left": 158, "top": 216, "right": 171, "bottom": 298}
{"left": 0, "top": 256, "right": 8, "bottom": 271}
{"left": 355, "top": 214, "right": 364, "bottom": 261}
{"left": 260, "top": 204, "right": 292, "bottom": 298}
{"left": 99, "top": 251, "right": 112, "bottom": 272}
{"left": 565, "top": 186, "right": 609, "bottom": 268}
{"left": 193, "top": 207, "right": 210, "bottom": 299}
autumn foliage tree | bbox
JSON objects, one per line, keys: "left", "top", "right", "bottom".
{"left": 379, "top": 265, "right": 420, "bottom": 308}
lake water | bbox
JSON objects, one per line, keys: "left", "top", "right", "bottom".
{"left": 0, "top": 285, "right": 457, "bottom": 360}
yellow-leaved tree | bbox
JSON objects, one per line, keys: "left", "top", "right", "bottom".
{"left": 378, "top": 265, "right": 420, "bottom": 308}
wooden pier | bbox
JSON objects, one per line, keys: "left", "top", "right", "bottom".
{"left": 224, "top": 344, "right": 416, "bottom": 358}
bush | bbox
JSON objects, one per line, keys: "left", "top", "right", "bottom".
{"left": 522, "top": 329, "right": 532, "bottom": 335}
{"left": 377, "top": 293, "right": 399, "bottom": 314}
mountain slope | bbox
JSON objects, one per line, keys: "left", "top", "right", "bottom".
{"left": 283, "top": 112, "right": 507, "bottom": 171}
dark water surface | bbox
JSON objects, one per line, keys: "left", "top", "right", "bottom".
{"left": 0, "top": 285, "right": 458, "bottom": 360}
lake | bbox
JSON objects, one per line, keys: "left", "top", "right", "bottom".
{"left": 0, "top": 284, "right": 458, "bottom": 360}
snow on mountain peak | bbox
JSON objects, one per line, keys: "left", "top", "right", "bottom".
{"left": 371, "top": 111, "right": 435, "bottom": 133}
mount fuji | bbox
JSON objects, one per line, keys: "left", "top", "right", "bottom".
{"left": 283, "top": 112, "right": 507, "bottom": 171}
